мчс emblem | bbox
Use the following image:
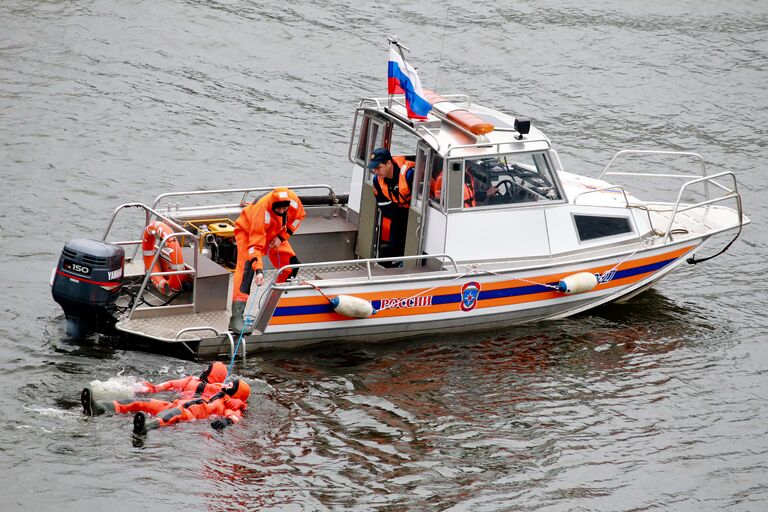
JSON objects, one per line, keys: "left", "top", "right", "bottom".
{"left": 460, "top": 281, "right": 480, "bottom": 312}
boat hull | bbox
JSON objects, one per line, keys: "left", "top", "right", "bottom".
{"left": 187, "top": 240, "right": 700, "bottom": 355}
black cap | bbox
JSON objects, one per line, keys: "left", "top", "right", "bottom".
{"left": 367, "top": 148, "right": 392, "bottom": 169}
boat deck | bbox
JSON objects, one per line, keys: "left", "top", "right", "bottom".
{"left": 115, "top": 262, "right": 372, "bottom": 343}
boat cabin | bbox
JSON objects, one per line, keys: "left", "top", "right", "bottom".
{"left": 346, "top": 94, "right": 647, "bottom": 265}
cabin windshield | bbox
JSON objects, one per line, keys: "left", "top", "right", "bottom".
{"left": 458, "top": 152, "right": 562, "bottom": 208}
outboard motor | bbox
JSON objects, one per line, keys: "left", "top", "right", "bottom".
{"left": 51, "top": 239, "right": 125, "bottom": 339}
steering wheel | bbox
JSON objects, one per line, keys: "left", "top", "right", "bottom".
{"left": 494, "top": 179, "right": 518, "bottom": 201}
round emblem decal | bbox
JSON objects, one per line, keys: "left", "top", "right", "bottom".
{"left": 460, "top": 281, "right": 481, "bottom": 312}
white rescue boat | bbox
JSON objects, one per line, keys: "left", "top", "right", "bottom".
{"left": 51, "top": 72, "right": 748, "bottom": 358}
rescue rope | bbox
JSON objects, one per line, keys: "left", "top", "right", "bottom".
{"left": 225, "top": 247, "right": 283, "bottom": 381}
{"left": 226, "top": 310, "right": 250, "bottom": 381}
{"left": 300, "top": 280, "right": 334, "bottom": 304}
{"left": 469, "top": 265, "right": 561, "bottom": 291}
{"left": 277, "top": 237, "right": 655, "bottom": 328}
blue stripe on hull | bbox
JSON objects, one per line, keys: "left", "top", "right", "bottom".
{"left": 272, "top": 257, "right": 678, "bottom": 318}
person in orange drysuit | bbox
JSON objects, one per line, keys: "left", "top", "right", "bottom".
{"left": 430, "top": 169, "right": 498, "bottom": 207}
{"left": 139, "top": 361, "right": 228, "bottom": 398}
{"left": 132, "top": 379, "right": 251, "bottom": 434}
{"left": 80, "top": 362, "right": 230, "bottom": 416}
{"left": 368, "top": 148, "right": 415, "bottom": 266}
{"left": 229, "top": 187, "right": 306, "bottom": 332}
{"left": 81, "top": 377, "right": 251, "bottom": 434}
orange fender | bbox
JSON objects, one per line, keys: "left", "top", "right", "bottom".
{"left": 141, "top": 221, "right": 189, "bottom": 295}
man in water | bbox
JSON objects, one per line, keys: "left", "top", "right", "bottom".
{"left": 80, "top": 361, "right": 229, "bottom": 415}
{"left": 132, "top": 379, "right": 251, "bottom": 435}
{"left": 81, "top": 378, "right": 251, "bottom": 434}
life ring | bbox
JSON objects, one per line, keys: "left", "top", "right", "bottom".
{"left": 141, "top": 221, "right": 189, "bottom": 295}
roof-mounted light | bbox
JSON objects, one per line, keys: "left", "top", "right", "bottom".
{"left": 514, "top": 117, "right": 531, "bottom": 140}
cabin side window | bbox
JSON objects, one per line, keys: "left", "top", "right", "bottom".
{"left": 428, "top": 156, "right": 446, "bottom": 210}
{"left": 411, "top": 145, "right": 436, "bottom": 210}
{"left": 364, "top": 124, "right": 420, "bottom": 183}
{"left": 460, "top": 151, "right": 562, "bottom": 208}
{"left": 354, "top": 114, "right": 388, "bottom": 182}
{"left": 573, "top": 214, "right": 634, "bottom": 242}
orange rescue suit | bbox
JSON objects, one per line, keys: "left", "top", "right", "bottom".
{"left": 233, "top": 188, "right": 306, "bottom": 302}
{"left": 138, "top": 361, "right": 228, "bottom": 400}
{"left": 116, "top": 396, "right": 246, "bottom": 426}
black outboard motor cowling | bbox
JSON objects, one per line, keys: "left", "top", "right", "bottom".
{"left": 51, "top": 239, "right": 125, "bottom": 338}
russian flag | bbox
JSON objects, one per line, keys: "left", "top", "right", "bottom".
{"left": 387, "top": 47, "right": 432, "bottom": 120}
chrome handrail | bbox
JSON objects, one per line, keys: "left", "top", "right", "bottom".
{"left": 663, "top": 171, "right": 743, "bottom": 242}
{"left": 128, "top": 230, "right": 199, "bottom": 318}
{"left": 598, "top": 149, "right": 710, "bottom": 200}
{"left": 572, "top": 185, "right": 632, "bottom": 207}
{"left": 152, "top": 184, "right": 337, "bottom": 211}
{"left": 444, "top": 138, "right": 552, "bottom": 157}
{"left": 101, "top": 202, "right": 200, "bottom": 318}
{"left": 257, "top": 253, "right": 461, "bottom": 310}
{"left": 173, "top": 326, "right": 220, "bottom": 340}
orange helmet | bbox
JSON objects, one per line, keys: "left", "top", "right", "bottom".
{"left": 224, "top": 379, "right": 251, "bottom": 402}
{"left": 199, "top": 362, "right": 228, "bottom": 384}
{"left": 270, "top": 187, "right": 293, "bottom": 210}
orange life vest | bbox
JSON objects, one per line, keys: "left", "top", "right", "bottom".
{"left": 374, "top": 157, "right": 415, "bottom": 242}
{"left": 374, "top": 156, "right": 414, "bottom": 207}
{"left": 430, "top": 172, "right": 477, "bottom": 207}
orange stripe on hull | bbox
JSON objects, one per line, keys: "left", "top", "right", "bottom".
{"left": 268, "top": 245, "right": 696, "bottom": 326}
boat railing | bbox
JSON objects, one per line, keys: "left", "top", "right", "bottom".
{"left": 101, "top": 202, "right": 200, "bottom": 318}
{"left": 599, "top": 149, "right": 711, "bottom": 198}
{"left": 597, "top": 149, "right": 744, "bottom": 241}
{"left": 572, "top": 185, "right": 632, "bottom": 206}
{"left": 257, "top": 253, "right": 461, "bottom": 310}
{"left": 663, "top": 171, "right": 743, "bottom": 242}
{"left": 151, "top": 184, "right": 338, "bottom": 212}
{"left": 142, "top": 184, "right": 336, "bottom": 265}
{"left": 357, "top": 94, "right": 471, "bottom": 112}
{"left": 572, "top": 185, "right": 655, "bottom": 242}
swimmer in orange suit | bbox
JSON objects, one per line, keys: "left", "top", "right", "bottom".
{"left": 80, "top": 361, "right": 229, "bottom": 416}
{"left": 132, "top": 379, "right": 251, "bottom": 434}
{"left": 81, "top": 378, "right": 250, "bottom": 434}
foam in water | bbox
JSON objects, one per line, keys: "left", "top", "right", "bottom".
{"left": 88, "top": 375, "right": 147, "bottom": 401}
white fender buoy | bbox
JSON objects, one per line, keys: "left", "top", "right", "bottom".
{"left": 329, "top": 295, "right": 377, "bottom": 318}
{"left": 557, "top": 272, "right": 599, "bottom": 294}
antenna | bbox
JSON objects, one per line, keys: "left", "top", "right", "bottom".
{"left": 433, "top": 8, "right": 449, "bottom": 94}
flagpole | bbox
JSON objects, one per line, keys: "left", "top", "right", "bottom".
{"left": 387, "top": 36, "right": 410, "bottom": 110}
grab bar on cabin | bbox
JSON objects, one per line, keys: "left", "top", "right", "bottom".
{"left": 572, "top": 185, "right": 632, "bottom": 207}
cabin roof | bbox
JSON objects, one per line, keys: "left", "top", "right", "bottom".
{"left": 363, "top": 95, "right": 552, "bottom": 158}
